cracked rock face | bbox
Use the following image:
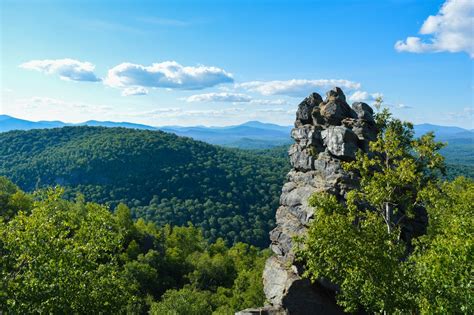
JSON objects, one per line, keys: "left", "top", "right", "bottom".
{"left": 238, "top": 87, "right": 377, "bottom": 315}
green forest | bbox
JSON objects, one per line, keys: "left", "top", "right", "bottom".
{"left": 0, "top": 121, "right": 473, "bottom": 314}
{"left": 0, "top": 127, "right": 288, "bottom": 247}
{"left": 0, "top": 178, "right": 268, "bottom": 313}
{"left": 0, "top": 126, "right": 470, "bottom": 250}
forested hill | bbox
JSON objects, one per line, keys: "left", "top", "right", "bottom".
{"left": 0, "top": 126, "right": 289, "bottom": 247}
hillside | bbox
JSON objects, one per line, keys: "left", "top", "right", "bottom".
{"left": 0, "top": 126, "right": 288, "bottom": 247}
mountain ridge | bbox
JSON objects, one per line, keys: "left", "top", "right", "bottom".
{"left": 1, "top": 115, "right": 471, "bottom": 148}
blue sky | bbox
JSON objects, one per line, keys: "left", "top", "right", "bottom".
{"left": 1, "top": 0, "right": 473, "bottom": 128}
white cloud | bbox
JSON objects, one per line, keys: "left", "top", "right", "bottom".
{"left": 122, "top": 86, "right": 149, "bottom": 96}
{"left": 348, "top": 91, "right": 383, "bottom": 103}
{"left": 238, "top": 79, "right": 361, "bottom": 97}
{"left": 393, "top": 103, "right": 412, "bottom": 109}
{"left": 19, "top": 58, "right": 101, "bottom": 82}
{"left": 15, "top": 96, "right": 112, "bottom": 114}
{"left": 183, "top": 92, "right": 290, "bottom": 105}
{"left": 250, "top": 99, "right": 290, "bottom": 105}
{"left": 104, "top": 61, "right": 234, "bottom": 93}
{"left": 395, "top": 0, "right": 474, "bottom": 58}
{"left": 180, "top": 92, "right": 289, "bottom": 105}
{"left": 256, "top": 108, "right": 290, "bottom": 114}
{"left": 184, "top": 92, "right": 252, "bottom": 103}
{"left": 442, "top": 107, "right": 474, "bottom": 127}
{"left": 132, "top": 107, "right": 245, "bottom": 119}
{"left": 383, "top": 103, "right": 413, "bottom": 110}
{"left": 18, "top": 96, "right": 77, "bottom": 108}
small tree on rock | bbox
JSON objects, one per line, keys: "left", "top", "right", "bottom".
{"left": 297, "top": 107, "right": 446, "bottom": 313}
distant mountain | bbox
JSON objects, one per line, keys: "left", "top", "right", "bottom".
{"left": 161, "top": 120, "right": 292, "bottom": 149}
{"left": 0, "top": 115, "right": 156, "bottom": 132}
{"left": 1, "top": 114, "right": 471, "bottom": 148}
{"left": 413, "top": 123, "right": 473, "bottom": 141}
{"left": 0, "top": 115, "right": 66, "bottom": 132}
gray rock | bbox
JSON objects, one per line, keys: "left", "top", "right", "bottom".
{"left": 325, "top": 87, "right": 346, "bottom": 103}
{"left": 236, "top": 307, "right": 287, "bottom": 315}
{"left": 263, "top": 256, "right": 299, "bottom": 306}
{"left": 288, "top": 144, "right": 315, "bottom": 171}
{"left": 240, "top": 88, "right": 378, "bottom": 315}
{"left": 271, "top": 207, "right": 307, "bottom": 257}
{"left": 319, "top": 102, "right": 354, "bottom": 125}
{"left": 295, "top": 93, "right": 323, "bottom": 125}
{"left": 352, "top": 102, "right": 374, "bottom": 122}
{"left": 321, "top": 126, "right": 359, "bottom": 160}
{"left": 291, "top": 126, "right": 322, "bottom": 148}
{"left": 262, "top": 257, "right": 345, "bottom": 315}
{"left": 280, "top": 186, "right": 315, "bottom": 208}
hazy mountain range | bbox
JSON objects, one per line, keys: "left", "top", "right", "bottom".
{"left": 1, "top": 114, "right": 472, "bottom": 149}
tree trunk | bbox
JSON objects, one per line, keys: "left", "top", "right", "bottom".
{"left": 385, "top": 202, "right": 392, "bottom": 234}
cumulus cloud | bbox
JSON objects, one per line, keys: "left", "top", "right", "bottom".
{"left": 348, "top": 91, "right": 383, "bottom": 103}
{"left": 19, "top": 58, "right": 101, "bottom": 82}
{"left": 122, "top": 86, "right": 149, "bottom": 96}
{"left": 184, "top": 92, "right": 252, "bottom": 103}
{"left": 104, "top": 61, "right": 234, "bottom": 93}
{"left": 395, "top": 0, "right": 474, "bottom": 58}
{"left": 238, "top": 79, "right": 361, "bottom": 97}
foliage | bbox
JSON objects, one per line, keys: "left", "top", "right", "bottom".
{"left": 149, "top": 286, "right": 214, "bottom": 315}
{"left": 0, "top": 187, "right": 135, "bottom": 313}
{"left": 297, "top": 108, "right": 473, "bottom": 313}
{"left": 0, "top": 176, "right": 33, "bottom": 221}
{"left": 0, "top": 126, "right": 288, "bottom": 247}
{"left": 343, "top": 108, "right": 445, "bottom": 236}
{"left": 409, "top": 177, "right": 474, "bottom": 314}
{"left": 299, "top": 194, "right": 412, "bottom": 313}
{"left": 0, "top": 179, "right": 268, "bottom": 313}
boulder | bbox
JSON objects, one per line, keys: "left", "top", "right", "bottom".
{"left": 295, "top": 93, "right": 323, "bottom": 126}
{"left": 321, "top": 126, "right": 359, "bottom": 160}
{"left": 325, "top": 87, "right": 346, "bottom": 103}
{"left": 352, "top": 102, "right": 374, "bottom": 122}
{"left": 316, "top": 88, "right": 356, "bottom": 125}
{"left": 288, "top": 144, "right": 315, "bottom": 171}
{"left": 291, "top": 126, "right": 322, "bottom": 147}
{"left": 319, "top": 102, "right": 354, "bottom": 125}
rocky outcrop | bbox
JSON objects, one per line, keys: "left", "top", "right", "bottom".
{"left": 238, "top": 87, "right": 377, "bottom": 315}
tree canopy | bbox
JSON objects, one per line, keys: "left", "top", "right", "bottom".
{"left": 0, "top": 179, "right": 268, "bottom": 313}
{"left": 0, "top": 126, "right": 288, "bottom": 247}
{"left": 298, "top": 109, "right": 473, "bottom": 313}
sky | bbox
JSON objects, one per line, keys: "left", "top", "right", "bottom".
{"left": 1, "top": 0, "right": 473, "bottom": 128}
